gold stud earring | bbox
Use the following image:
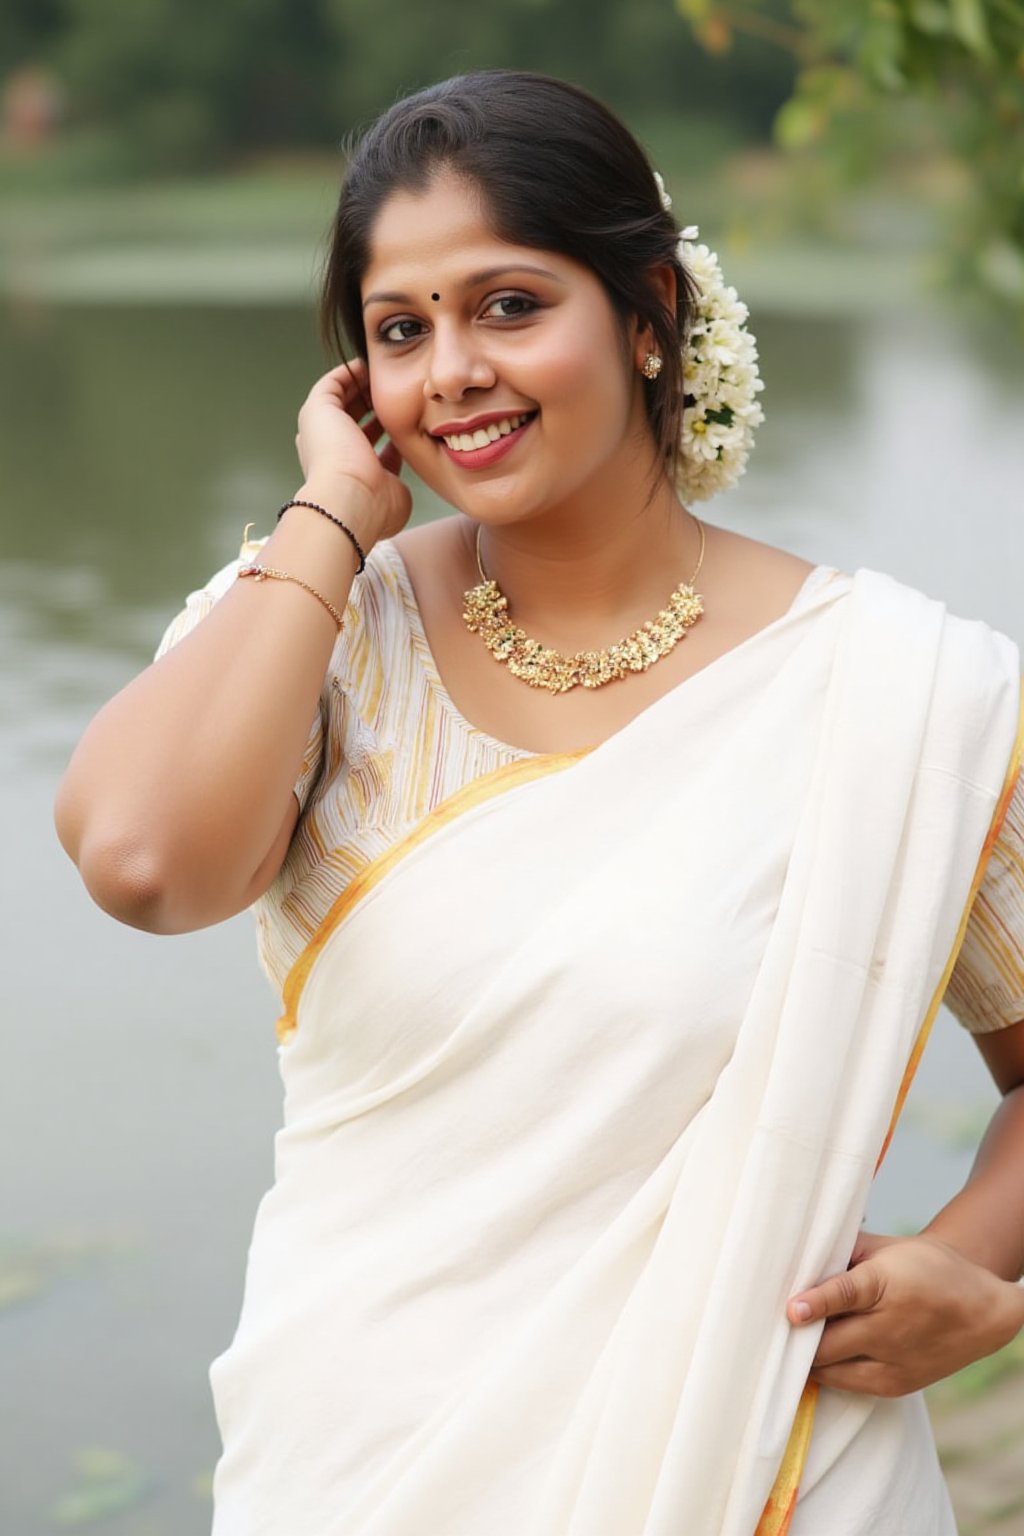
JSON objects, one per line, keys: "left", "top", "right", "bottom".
{"left": 641, "top": 352, "right": 663, "bottom": 380}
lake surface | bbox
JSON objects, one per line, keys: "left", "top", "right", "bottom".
{"left": 2, "top": 295, "right": 1022, "bottom": 1535}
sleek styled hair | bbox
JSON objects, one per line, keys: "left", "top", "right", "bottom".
{"left": 320, "top": 70, "right": 697, "bottom": 479}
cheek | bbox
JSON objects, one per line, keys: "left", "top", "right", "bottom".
{"left": 367, "top": 367, "right": 416, "bottom": 438}
{"left": 366, "top": 366, "right": 391, "bottom": 420}
{"left": 368, "top": 367, "right": 442, "bottom": 482}
{"left": 520, "top": 320, "right": 631, "bottom": 419}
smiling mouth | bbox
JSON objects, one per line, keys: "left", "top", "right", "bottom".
{"left": 437, "top": 412, "right": 536, "bottom": 452}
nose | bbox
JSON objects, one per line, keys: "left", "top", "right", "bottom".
{"left": 423, "top": 321, "right": 496, "bottom": 402}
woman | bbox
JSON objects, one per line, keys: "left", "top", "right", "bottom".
{"left": 55, "top": 72, "right": 1024, "bottom": 1534}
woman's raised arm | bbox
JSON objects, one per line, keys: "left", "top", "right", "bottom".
{"left": 54, "top": 361, "right": 410, "bottom": 935}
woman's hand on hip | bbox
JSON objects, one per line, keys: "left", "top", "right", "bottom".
{"left": 787, "top": 1229, "right": 1024, "bottom": 1397}
{"left": 295, "top": 358, "right": 412, "bottom": 543}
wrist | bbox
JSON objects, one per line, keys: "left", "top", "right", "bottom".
{"left": 916, "top": 1233, "right": 1024, "bottom": 1354}
{"left": 993, "top": 1274, "right": 1024, "bottom": 1351}
{"left": 921, "top": 1192, "right": 1024, "bottom": 1284}
{"left": 917, "top": 1223, "right": 996, "bottom": 1276}
{"left": 295, "top": 475, "right": 385, "bottom": 551}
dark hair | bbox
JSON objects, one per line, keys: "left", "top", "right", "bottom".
{"left": 320, "top": 70, "right": 697, "bottom": 481}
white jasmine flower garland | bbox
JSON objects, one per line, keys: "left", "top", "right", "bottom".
{"left": 653, "top": 173, "right": 765, "bottom": 502}
{"left": 677, "top": 235, "right": 765, "bottom": 501}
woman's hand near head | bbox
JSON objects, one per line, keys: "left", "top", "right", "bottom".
{"left": 295, "top": 359, "right": 412, "bottom": 546}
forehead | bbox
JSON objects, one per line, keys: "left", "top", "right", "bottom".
{"left": 362, "top": 172, "right": 568, "bottom": 294}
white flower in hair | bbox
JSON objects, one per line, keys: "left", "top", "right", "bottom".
{"left": 651, "top": 171, "right": 763, "bottom": 499}
{"left": 676, "top": 234, "right": 764, "bottom": 502}
{"left": 653, "top": 171, "right": 673, "bottom": 213}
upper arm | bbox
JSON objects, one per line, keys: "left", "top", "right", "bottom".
{"left": 242, "top": 792, "right": 303, "bottom": 906}
{"left": 945, "top": 767, "right": 1024, "bottom": 1048}
{"left": 974, "top": 1016, "right": 1024, "bottom": 1095}
{"left": 154, "top": 547, "right": 328, "bottom": 911}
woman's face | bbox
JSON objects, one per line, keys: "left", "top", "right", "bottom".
{"left": 360, "top": 171, "right": 655, "bottom": 528}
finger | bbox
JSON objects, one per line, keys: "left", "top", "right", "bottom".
{"left": 324, "top": 356, "right": 368, "bottom": 386}
{"left": 810, "top": 1359, "right": 908, "bottom": 1398}
{"left": 378, "top": 440, "right": 404, "bottom": 476}
{"left": 340, "top": 380, "right": 375, "bottom": 421}
{"left": 315, "top": 361, "right": 372, "bottom": 415}
{"left": 849, "top": 1229, "right": 900, "bottom": 1265}
{"left": 788, "top": 1261, "right": 884, "bottom": 1325}
{"left": 313, "top": 359, "right": 361, "bottom": 394}
{"left": 363, "top": 416, "right": 385, "bottom": 446}
{"left": 812, "top": 1316, "right": 886, "bottom": 1368}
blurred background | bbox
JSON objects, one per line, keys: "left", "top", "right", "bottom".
{"left": 3, "top": 2, "right": 1023, "bottom": 1532}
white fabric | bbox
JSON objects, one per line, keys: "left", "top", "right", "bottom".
{"left": 209, "top": 568, "right": 1019, "bottom": 1536}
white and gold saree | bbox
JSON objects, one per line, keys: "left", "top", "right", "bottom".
{"left": 187, "top": 557, "right": 1020, "bottom": 1535}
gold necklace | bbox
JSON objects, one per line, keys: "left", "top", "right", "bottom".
{"left": 462, "top": 517, "right": 706, "bottom": 694}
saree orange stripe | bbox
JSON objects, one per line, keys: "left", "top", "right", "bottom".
{"left": 755, "top": 1381, "right": 820, "bottom": 1536}
{"left": 275, "top": 683, "right": 1023, "bottom": 1530}
{"left": 756, "top": 680, "right": 1024, "bottom": 1536}
{"left": 276, "top": 747, "right": 589, "bottom": 1043}
{"left": 876, "top": 684, "right": 1024, "bottom": 1174}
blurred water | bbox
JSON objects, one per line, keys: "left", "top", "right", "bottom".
{"left": 2, "top": 297, "right": 1021, "bottom": 1535}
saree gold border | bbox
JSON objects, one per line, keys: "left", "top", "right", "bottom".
{"left": 755, "top": 1381, "right": 820, "bottom": 1536}
{"left": 276, "top": 748, "right": 590, "bottom": 1044}
{"left": 875, "top": 682, "right": 1024, "bottom": 1174}
{"left": 756, "top": 680, "right": 1024, "bottom": 1536}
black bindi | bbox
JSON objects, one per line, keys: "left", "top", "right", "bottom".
{"left": 431, "top": 292, "right": 440, "bottom": 302}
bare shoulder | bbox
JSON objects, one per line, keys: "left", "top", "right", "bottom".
{"left": 706, "top": 523, "right": 817, "bottom": 586}
{"left": 393, "top": 517, "right": 817, "bottom": 583}
{"left": 392, "top": 515, "right": 465, "bottom": 562}
{"left": 391, "top": 515, "right": 472, "bottom": 599}
{"left": 699, "top": 522, "right": 821, "bottom": 628}
{"left": 391, "top": 515, "right": 824, "bottom": 632}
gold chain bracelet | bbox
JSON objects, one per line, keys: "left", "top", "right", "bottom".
{"left": 237, "top": 562, "right": 344, "bottom": 631}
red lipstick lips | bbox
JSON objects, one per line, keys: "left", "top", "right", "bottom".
{"left": 433, "top": 411, "right": 536, "bottom": 470}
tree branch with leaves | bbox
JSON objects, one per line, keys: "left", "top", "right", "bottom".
{"left": 678, "top": 0, "right": 1024, "bottom": 309}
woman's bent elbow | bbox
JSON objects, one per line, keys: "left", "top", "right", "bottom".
{"left": 66, "top": 829, "right": 179, "bottom": 931}
{"left": 59, "top": 820, "right": 224, "bottom": 933}
{"left": 54, "top": 781, "right": 293, "bottom": 932}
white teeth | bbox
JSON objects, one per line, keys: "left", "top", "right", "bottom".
{"left": 441, "top": 413, "right": 531, "bottom": 451}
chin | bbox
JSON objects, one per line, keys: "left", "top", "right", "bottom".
{"left": 412, "top": 468, "right": 529, "bottom": 525}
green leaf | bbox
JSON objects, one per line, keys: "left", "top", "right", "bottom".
{"left": 950, "top": 0, "right": 996, "bottom": 57}
{"left": 675, "top": 0, "right": 712, "bottom": 20}
{"left": 774, "top": 95, "right": 827, "bottom": 149}
{"left": 858, "top": 10, "right": 908, "bottom": 90}
{"left": 908, "top": 0, "right": 954, "bottom": 35}
{"left": 977, "top": 237, "right": 1024, "bottom": 301}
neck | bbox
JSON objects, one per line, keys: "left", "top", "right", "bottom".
{"left": 464, "top": 479, "right": 703, "bottom": 647}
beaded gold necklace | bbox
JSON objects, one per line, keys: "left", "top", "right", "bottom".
{"left": 462, "top": 518, "right": 706, "bottom": 694}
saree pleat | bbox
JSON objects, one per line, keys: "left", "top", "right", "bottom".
{"left": 209, "top": 569, "right": 1020, "bottom": 1536}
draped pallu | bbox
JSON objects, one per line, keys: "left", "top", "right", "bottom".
{"left": 210, "top": 570, "right": 1022, "bottom": 1536}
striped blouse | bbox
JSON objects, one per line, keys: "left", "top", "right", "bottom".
{"left": 156, "top": 538, "right": 1024, "bottom": 1036}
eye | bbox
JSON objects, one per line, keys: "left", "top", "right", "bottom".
{"left": 482, "top": 294, "right": 538, "bottom": 320}
{"left": 379, "top": 317, "right": 424, "bottom": 345}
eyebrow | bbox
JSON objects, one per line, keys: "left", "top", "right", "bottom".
{"left": 362, "top": 263, "right": 564, "bottom": 309}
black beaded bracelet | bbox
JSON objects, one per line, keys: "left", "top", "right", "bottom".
{"left": 277, "top": 498, "right": 367, "bottom": 575}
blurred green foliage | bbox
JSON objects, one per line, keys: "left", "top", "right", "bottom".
{"left": 4, "top": 0, "right": 1022, "bottom": 308}
{"left": 1, "top": 0, "right": 795, "bottom": 175}
{"left": 50, "top": 1447, "right": 150, "bottom": 1525}
{"left": 678, "top": 0, "right": 1024, "bottom": 304}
